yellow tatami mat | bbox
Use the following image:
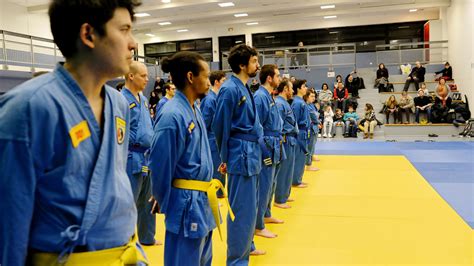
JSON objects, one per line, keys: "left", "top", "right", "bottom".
{"left": 144, "top": 155, "right": 473, "bottom": 265}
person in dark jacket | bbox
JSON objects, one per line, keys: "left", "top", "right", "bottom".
{"left": 375, "top": 63, "right": 389, "bottom": 91}
{"left": 435, "top": 62, "right": 453, "bottom": 81}
{"left": 403, "top": 61, "right": 426, "bottom": 91}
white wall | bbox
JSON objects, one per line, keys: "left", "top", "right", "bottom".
{"left": 0, "top": 1, "right": 51, "bottom": 39}
{"left": 447, "top": 0, "right": 473, "bottom": 108}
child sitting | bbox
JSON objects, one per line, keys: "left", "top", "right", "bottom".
{"left": 343, "top": 105, "right": 359, "bottom": 138}
{"left": 322, "top": 105, "right": 334, "bottom": 138}
{"left": 331, "top": 108, "right": 344, "bottom": 137}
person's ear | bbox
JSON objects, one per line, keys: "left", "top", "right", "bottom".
{"left": 79, "top": 23, "right": 95, "bottom": 49}
{"left": 187, "top": 71, "right": 194, "bottom": 85}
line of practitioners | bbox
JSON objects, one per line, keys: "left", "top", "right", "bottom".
{"left": 0, "top": 1, "right": 319, "bottom": 262}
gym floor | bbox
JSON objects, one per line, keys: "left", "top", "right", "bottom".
{"left": 144, "top": 140, "right": 474, "bottom": 265}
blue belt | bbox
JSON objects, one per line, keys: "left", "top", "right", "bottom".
{"left": 230, "top": 132, "right": 258, "bottom": 142}
{"left": 263, "top": 130, "right": 281, "bottom": 137}
{"left": 129, "top": 143, "right": 149, "bottom": 153}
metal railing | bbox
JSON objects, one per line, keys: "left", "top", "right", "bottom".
{"left": 221, "top": 43, "right": 357, "bottom": 72}
{"left": 375, "top": 40, "right": 448, "bottom": 66}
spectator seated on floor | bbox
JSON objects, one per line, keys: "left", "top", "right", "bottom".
{"left": 398, "top": 91, "right": 414, "bottom": 124}
{"left": 318, "top": 83, "right": 333, "bottom": 108}
{"left": 362, "top": 103, "right": 377, "bottom": 139}
{"left": 435, "top": 62, "right": 453, "bottom": 81}
{"left": 432, "top": 84, "right": 454, "bottom": 123}
{"left": 343, "top": 105, "right": 359, "bottom": 138}
{"left": 414, "top": 89, "right": 433, "bottom": 124}
{"left": 333, "top": 82, "right": 349, "bottom": 111}
{"left": 382, "top": 95, "right": 400, "bottom": 124}
{"left": 331, "top": 108, "right": 345, "bottom": 137}
{"left": 322, "top": 105, "right": 334, "bottom": 138}
{"left": 403, "top": 61, "right": 426, "bottom": 92}
{"left": 374, "top": 63, "right": 389, "bottom": 92}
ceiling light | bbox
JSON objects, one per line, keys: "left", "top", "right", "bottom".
{"left": 409, "top": 9, "right": 418, "bottom": 12}
{"left": 329, "top": 31, "right": 338, "bottom": 34}
{"left": 265, "top": 36, "right": 275, "bottom": 39}
{"left": 219, "top": 2, "right": 235, "bottom": 7}
{"left": 162, "top": 0, "right": 171, "bottom": 3}
{"left": 158, "top": 22, "right": 172, "bottom": 26}
{"left": 321, "top": 5, "right": 335, "bottom": 9}
{"left": 146, "top": 33, "right": 155, "bottom": 37}
{"left": 246, "top": 22, "right": 259, "bottom": 26}
{"left": 324, "top": 15, "right": 337, "bottom": 19}
{"left": 234, "top": 13, "right": 248, "bottom": 17}
{"left": 235, "top": 40, "right": 243, "bottom": 43}
{"left": 177, "top": 29, "right": 189, "bottom": 32}
{"left": 134, "top": 13, "right": 150, "bottom": 17}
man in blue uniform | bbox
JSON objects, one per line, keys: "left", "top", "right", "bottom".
{"left": 150, "top": 51, "right": 230, "bottom": 266}
{"left": 274, "top": 80, "right": 298, "bottom": 209}
{"left": 291, "top": 79, "right": 310, "bottom": 188}
{"left": 253, "top": 65, "right": 284, "bottom": 239}
{"left": 305, "top": 88, "right": 320, "bottom": 171}
{"left": 213, "top": 44, "right": 265, "bottom": 265}
{"left": 200, "top": 70, "right": 227, "bottom": 196}
{"left": 121, "top": 61, "right": 159, "bottom": 246}
{"left": 155, "top": 82, "right": 175, "bottom": 117}
{"left": 0, "top": 1, "right": 147, "bottom": 265}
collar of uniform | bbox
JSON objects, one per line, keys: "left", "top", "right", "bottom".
{"left": 208, "top": 89, "right": 217, "bottom": 97}
{"left": 122, "top": 87, "right": 141, "bottom": 104}
{"left": 231, "top": 74, "right": 246, "bottom": 88}
{"left": 257, "top": 85, "right": 272, "bottom": 98}
{"left": 55, "top": 63, "right": 92, "bottom": 101}
{"left": 294, "top": 95, "right": 303, "bottom": 102}
{"left": 175, "top": 90, "right": 196, "bottom": 111}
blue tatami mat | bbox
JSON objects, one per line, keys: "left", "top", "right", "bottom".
{"left": 314, "top": 141, "right": 474, "bottom": 228}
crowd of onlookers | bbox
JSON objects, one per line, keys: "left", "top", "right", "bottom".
{"left": 139, "top": 60, "right": 466, "bottom": 140}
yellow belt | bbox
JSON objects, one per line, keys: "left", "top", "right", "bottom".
{"left": 30, "top": 232, "right": 147, "bottom": 266}
{"left": 172, "top": 178, "right": 235, "bottom": 240}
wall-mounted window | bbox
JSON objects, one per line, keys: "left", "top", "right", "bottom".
{"left": 144, "top": 38, "right": 213, "bottom": 63}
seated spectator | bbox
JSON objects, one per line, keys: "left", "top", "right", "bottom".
{"left": 322, "top": 105, "right": 334, "bottom": 138}
{"left": 343, "top": 105, "right": 359, "bottom": 138}
{"left": 419, "top": 82, "right": 429, "bottom": 96}
{"left": 333, "top": 75, "right": 344, "bottom": 89}
{"left": 403, "top": 61, "right": 426, "bottom": 91}
{"left": 398, "top": 91, "right": 414, "bottom": 124}
{"left": 333, "top": 82, "right": 349, "bottom": 111}
{"left": 432, "top": 85, "right": 454, "bottom": 123}
{"left": 154, "top": 76, "right": 165, "bottom": 90}
{"left": 331, "top": 108, "right": 344, "bottom": 137}
{"left": 149, "top": 89, "right": 160, "bottom": 114}
{"left": 363, "top": 103, "right": 377, "bottom": 139}
{"left": 345, "top": 74, "right": 361, "bottom": 98}
{"left": 375, "top": 63, "right": 389, "bottom": 91}
{"left": 318, "top": 83, "right": 333, "bottom": 107}
{"left": 414, "top": 89, "right": 433, "bottom": 124}
{"left": 434, "top": 78, "right": 450, "bottom": 97}
{"left": 250, "top": 78, "right": 260, "bottom": 93}
{"left": 383, "top": 95, "right": 399, "bottom": 124}
{"left": 435, "top": 62, "right": 453, "bottom": 81}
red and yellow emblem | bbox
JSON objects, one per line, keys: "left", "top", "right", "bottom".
{"left": 69, "top": 120, "right": 91, "bottom": 148}
{"left": 116, "top": 117, "right": 126, "bottom": 145}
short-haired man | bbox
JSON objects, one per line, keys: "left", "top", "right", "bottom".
{"left": 155, "top": 82, "right": 176, "bottom": 118}
{"left": 274, "top": 80, "right": 297, "bottom": 208}
{"left": 121, "top": 61, "right": 159, "bottom": 246}
{"left": 404, "top": 61, "right": 426, "bottom": 91}
{"left": 253, "top": 65, "right": 285, "bottom": 240}
{"left": 0, "top": 0, "right": 146, "bottom": 265}
{"left": 200, "top": 70, "right": 227, "bottom": 196}
{"left": 292, "top": 79, "right": 310, "bottom": 188}
{"left": 414, "top": 89, "right": 433, "bottom": 123}
{"left": 213, "top": 44, "right": 265, "bottom": 265}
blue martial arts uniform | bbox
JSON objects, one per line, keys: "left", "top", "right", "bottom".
{"left": 213, "top": 75, "right": 262, "bottom": 266}
{"left": 305, "top": 103, "right": 319, "bottom": 166}
{"left": 154, "top": 96, "right": 170, "bottom": 123}
{"left": 274, "top": 96, "right": 298, "bottom": 204}
{"left": 0, "top": 64, "right": 137, "bottom": 266}
{"left": 291, "top": 95, "right": 310, "bottom": 186}
{"left": 253, "top": 86, "right": 284, "bottom": 230}
{"left": 150, "top": 91, "right": 215, "bottom": 266}
{"left": 121, "top": 88, "right": 156, "bottom": 245}
{"left": 200, "top": 89, "right": 225, "bottom": 193}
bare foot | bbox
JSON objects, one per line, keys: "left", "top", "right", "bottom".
{"left": 312, "top": 155, "right": 320, "bottom": 161}
{"left": 273, "top": 203, "right": 291, "bottom": 209}
{"left": 286, "top": 198, "right": 295, "bottom": 202}
{"left": 250, "top": 249, "right": 267, "bottom": 256}
{"left": 264, "top": 217, "right": 284, "bottom": 224}
{"left": 305, "top": 166, "right": 320, "bottom": 171}
{"left": 255, "top": 228, "right": 277, "bottom": 238}
{"left": 293, "top": 182, "right": 308, "bottom": 188}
